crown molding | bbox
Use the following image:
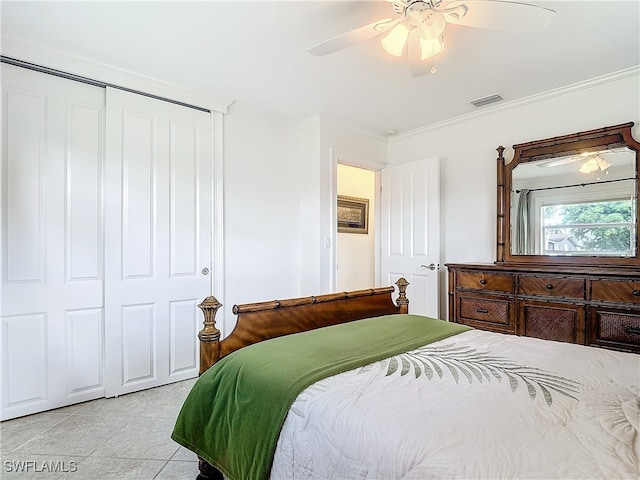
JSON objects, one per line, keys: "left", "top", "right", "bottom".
{"left": 322, "top": 116, "right": 389, "bottom": 142}
{"left": 390, "top": 65, "right": 640, "bottom": 141}
{"left": 299, "top": 114, "right": 388, "bottom": 142}
{"left": 298, "top": 114, "right": 322, "bottom": 128}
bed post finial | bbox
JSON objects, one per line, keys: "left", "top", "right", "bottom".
{"left": 198, "top": 296, "right": 222, "bottom": 375}
{"left": 395, "top": 277, "right": 410, "bottom": 314}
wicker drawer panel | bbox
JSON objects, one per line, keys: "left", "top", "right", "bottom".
{"left": 457, "top": 271, "right": 514, "bottom": 293}
{"left": 518, "top": 275, "right": 585, "bottom": 299}
{"left": 595, "top": 310, "right": 640, "bottom": 346}
{"left": 459, "top": 296, "right": 511, "bottom": 326}
{"left": 591, "top": 279, "right": 640, "bottom": 304}
{"left": 521, "top": 302, "right": 582, "bottom": 344}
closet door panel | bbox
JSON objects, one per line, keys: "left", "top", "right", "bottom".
{"left": 121, "top": 303, "right": 155, "bottom": 385}
{"left": 171, "top": 122, "right": 198, "bottom": 275}
{"left": 67, "top": 103, "right": 103, "bottom": 282}
{"left": 105, "top": 88, "right": 211, "bottom": 396}
{"left": 66, "top": 308, "right": 103, "bottom": 395}
{"left": 3, "top": 88, "right": 45, "bottom": 284}
{"left": 1, "top": 65, "right": 105, "bottom": 419}
{"left": 170, "top": 299, "right": 198, "bottom": 375}
{"left": 3, "top": 314, "right": 47, "bottom": 406}
{"left": 122, "top": 112, "right": 155, "bottom": 279}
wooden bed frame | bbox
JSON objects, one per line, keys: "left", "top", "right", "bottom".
{"left": 193, "top": 278, "right": 409, "bottom": 479}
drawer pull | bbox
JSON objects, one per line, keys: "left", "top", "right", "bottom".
{"left": 545, "top": 284, "right": 554, "bottom": 290}
{"left": 633, "top": 290, "right": 640, "bottom": 297}
{"left": 476, "top": 308, "right": 489, "bottom": 314}
{"left": 626, "top": 328, "right": 640, "bottom": 335}
{"left": 479, "top": 279, "right": 487, "bottom": 285}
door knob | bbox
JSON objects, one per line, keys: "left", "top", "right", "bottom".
{"left": 201, "top": 267, "right": 210, "bottom": 275}
{"left": 420, "top": 263, "right": 437, "bottom": 271}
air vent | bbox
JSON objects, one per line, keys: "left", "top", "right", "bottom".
{"left": 470, "top": 94, "right": 504, "bottom": 108}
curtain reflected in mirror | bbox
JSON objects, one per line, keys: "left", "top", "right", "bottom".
{"left": 514, "top": 189, "right": 530, "bottom": 254}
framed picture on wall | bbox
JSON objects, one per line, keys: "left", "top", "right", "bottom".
{"left": 337, "top": 195, "right": 369, "bottom": 234}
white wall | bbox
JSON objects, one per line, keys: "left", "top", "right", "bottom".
{"left": 222, "top": 103, "right": 301, "bottom": 333}
{"left": 223, "top": 107, "right": 386, "bottom": 330}
{"left": 387, "top": 71, "right": 640, "bottom": 318}
{"left": 298, "top": 116, "right": 387, "bottom": 296}
{"left": 337, "top": 164, "right": 376, "bottom": 291}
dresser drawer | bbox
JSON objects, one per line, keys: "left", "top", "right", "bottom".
{"left": 590, "top": 308, "right": 640, "bottom": 351}
{"left": 591, "top": 279, "right": 640, "bottom": 304}
{"left": 457, "top": 271, "right": 514, "bottom": 293}
{"left": 519, "top": 299, "right": 585, "bottom": 344}
{"left": 518, "top": 275, "right": 585, "bottom": 299}
{"left": 458, "top": 294, "right": 514, "bottom": 331}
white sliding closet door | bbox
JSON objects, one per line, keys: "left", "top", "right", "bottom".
{"left": 1, "top": 65, "right": 105, "bottom": 420}
{"left": 104, "top": 88, "right": 212, "bottom": 397}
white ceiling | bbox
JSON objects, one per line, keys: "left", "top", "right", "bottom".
{"left": 2, "top": 1, "right": 639, "bottom": 136}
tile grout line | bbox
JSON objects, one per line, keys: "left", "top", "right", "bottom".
{"left": 2, "top": 413, "right": 73, "bottom": 453}
{"left": 1, "top": 378, "right": 199, "bottom": 478}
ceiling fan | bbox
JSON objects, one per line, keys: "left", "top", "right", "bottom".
{"left": 537, "top": 150, "right": 617, "bottom": 173}
{"left": 308, "top": 0, "right": 556, "bottom": 77}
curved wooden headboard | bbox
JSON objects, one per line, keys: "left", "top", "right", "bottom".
{"left": 197, "top": 278, "right": 409, "bottom": 374}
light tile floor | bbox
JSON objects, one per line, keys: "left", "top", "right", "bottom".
{"left": 1, "top": 378, "right": 200, "bottom": 479}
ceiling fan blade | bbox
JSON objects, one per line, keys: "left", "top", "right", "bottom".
{"left": 307, "top": 17, "right": 400, "bottom": 56}
{"left": 443, "top": 0, "right": 556, "bottom": 33}
{"left": 536, "top": 156, "right": 578, "bottom": 168}
{"left": 407, "top": 30, "right": 432, "bottom": 78}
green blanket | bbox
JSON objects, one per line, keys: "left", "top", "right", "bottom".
{"left": 171, "top": 314, "right": 469, "bottom": 480}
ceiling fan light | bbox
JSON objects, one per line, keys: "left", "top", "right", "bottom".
{"left": 579, "top": 155, "right": 612, "bottom": 174}
{"left": 579, "top": 157, "right": 599, "bottom": 174}
{"left": 420, "top": 35, "right": 444, "bottom": 60}
{"left": 418, "top": 10, "right": 446, "bottom": 40}
{"left": 578, "top": 162, "right": 596, "bottom": 174}
{"left": 381, "top": 23, "right": 409, "bottom": 57}
{"left": 596, "top": 156, "right": 611, "bottom": 171}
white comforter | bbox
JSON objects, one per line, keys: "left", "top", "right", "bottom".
{"left": 272, "top": 330, "right": 639, "bottom": 479}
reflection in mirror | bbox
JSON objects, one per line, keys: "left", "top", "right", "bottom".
{"left": 510, "top": 147, "right": 637, "bottom": 256}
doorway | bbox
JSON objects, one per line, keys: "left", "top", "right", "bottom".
{"left": 336, "top": 164, "right": 376, "bottom": 291}
{"left": 335, "top": 157, "right": 441, "bottom": 318}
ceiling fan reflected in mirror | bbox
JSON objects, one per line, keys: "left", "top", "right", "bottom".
{"left": 308, "top": 0, "right": 556, "bottom": 77}
{"left": 536, "top": 149, "right": 623, "bottom": 173}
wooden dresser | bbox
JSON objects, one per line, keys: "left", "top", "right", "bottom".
{"left": 446, "top": 123, "right": 640, "bottom": 354}
{"left": 446, "top": 263, "right": 640, "bottom": 353}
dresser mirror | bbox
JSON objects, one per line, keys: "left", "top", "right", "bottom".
{"left": 497, "top": 122, "right": 640, "bottom": 267}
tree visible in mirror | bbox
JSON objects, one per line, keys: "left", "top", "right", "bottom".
{"left": 498, "top": 122, "right": 640, "bottom": 266}
{"left": 542, "top": 199, "right": 634, "bottom": 255}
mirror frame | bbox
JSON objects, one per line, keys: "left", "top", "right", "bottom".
{"left": 497, "top": 122, "right": 640, "bottom": 267}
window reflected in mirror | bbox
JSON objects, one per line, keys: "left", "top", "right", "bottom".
{"left": 510, "top": 147, "right": 637, "bottom": 257}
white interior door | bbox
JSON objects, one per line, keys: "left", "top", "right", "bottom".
{"left": 1, "top": 65, "right": 105, "bottom": 420}
{"left": 380, "top": 157, "right": 440, "bottom": 318}
{"left": 104, "top": 88, "right": 212, "bottom": 397}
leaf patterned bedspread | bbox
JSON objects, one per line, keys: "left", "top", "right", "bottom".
{"left": 272, "top": 329, "right": 640, "bottom": 479}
